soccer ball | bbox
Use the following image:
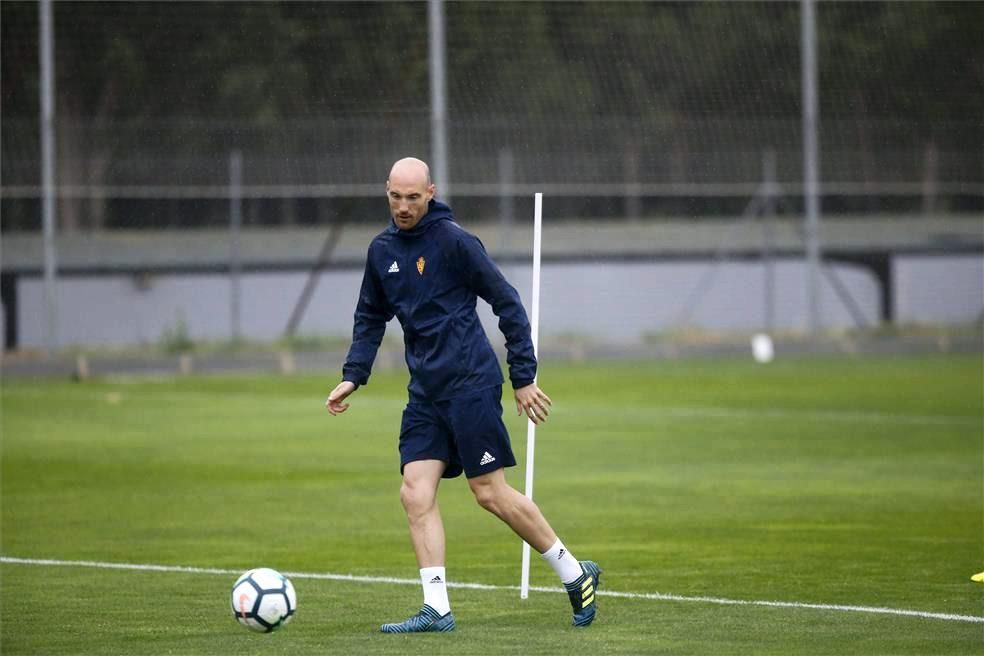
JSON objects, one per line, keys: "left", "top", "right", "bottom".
{"left": 231, "top": 568, "right": 297, "bottom": 633}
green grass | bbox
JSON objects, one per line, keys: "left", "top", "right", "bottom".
{"left": 2, "top": 354, "right": 982, "bottom": 654}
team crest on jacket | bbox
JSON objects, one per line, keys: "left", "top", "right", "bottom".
{"left": 416, "top": 256, "right": 425, "bottom": 275}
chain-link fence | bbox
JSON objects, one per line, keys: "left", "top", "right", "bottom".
{"left": 3, "top": 1, "right": 981, "bottom": 231}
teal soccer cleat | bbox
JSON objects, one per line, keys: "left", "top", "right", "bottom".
{"left": 565, "top": 561, "right": 602, "bottom": 627}
{"left": 380, "top": 605, "right": 456, "bottom": 633}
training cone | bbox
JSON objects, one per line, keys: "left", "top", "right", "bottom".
{"left": 971, "top": 572, "right": 984, "bottom": 583}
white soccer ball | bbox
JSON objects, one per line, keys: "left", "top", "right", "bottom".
{"left": 231, "top": 567, "right": 297, "bottom": 633}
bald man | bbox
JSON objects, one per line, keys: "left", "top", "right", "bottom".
{"left": 326, "top": 157, "right": 602, "bottom": 632}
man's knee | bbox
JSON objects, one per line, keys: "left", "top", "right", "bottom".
{"left": 468, "top": 472, "right": 510, "bottom": 513}
{"left": 400, "top": 460, "right": 444, "bottom": 515}
{"left": 400, "top": 479, "right": 432, "bottom": 513}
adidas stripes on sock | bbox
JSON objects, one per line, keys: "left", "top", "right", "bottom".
{"left": 541, "top": 538, "right": 584, "bottom": 584}
{"left": 420, "top": 566, "right": 451, "bottom": 615}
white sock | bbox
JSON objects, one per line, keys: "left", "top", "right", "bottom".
{"left": 420, "top": 566, "right": 451, "bottom": 615}
{"left": 541, "top": 538, "right": 584, "bottom": 584}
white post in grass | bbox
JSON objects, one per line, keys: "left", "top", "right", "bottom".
{"left": 520, "top": 192, "right": 544, "bottom": 599}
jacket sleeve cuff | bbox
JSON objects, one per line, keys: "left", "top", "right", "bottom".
{"left": 510, "top": 378, "right": 535, "bottom": 390}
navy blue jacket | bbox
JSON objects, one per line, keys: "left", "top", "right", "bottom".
{"left": 342, "top": 200, "right": 537, "bottom": 401}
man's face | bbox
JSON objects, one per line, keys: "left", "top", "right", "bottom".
{"left": 386, "top": 177, "right": 434, "bottom": 231}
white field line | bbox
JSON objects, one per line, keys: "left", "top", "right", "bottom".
{"left": 2, "top": 555, "right": 981, "bottom": 625}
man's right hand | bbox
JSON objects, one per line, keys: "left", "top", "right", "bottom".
{"left": 325, "top": 381, "right": 357, "bottom": 415}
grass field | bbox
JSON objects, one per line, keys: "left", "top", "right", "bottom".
{"left": 2, "top": 354, "right": 982, "bottom": 654}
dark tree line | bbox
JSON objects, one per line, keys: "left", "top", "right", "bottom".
{"left": 2, "top": 1, "right": 980, "bottom": 229}
{"left": 4, "top": 1, "right": 980, "bottom": 123}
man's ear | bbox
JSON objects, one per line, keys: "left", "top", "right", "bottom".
{"left": 427, "top": 183, "right": 436, "bottom": 201}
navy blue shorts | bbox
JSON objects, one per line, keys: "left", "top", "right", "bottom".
{"left": 399, "top": 386, "right": 517, "bottom": 479}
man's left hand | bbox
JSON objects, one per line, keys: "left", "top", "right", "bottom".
{"left": 514, "top": 383, "right": 552, "bottom": 425}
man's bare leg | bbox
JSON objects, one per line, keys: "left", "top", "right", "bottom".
{"left": 380, "top": 459, "right": 456, "bottom": 633}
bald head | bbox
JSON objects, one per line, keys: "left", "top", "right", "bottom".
{"left": 386, "top": 157, "right": 436, "bottom": 231}
{"left": 389, "top": 157, "right": 432, "bottom": 187}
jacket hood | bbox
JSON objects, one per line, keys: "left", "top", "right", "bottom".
{"left": 387, "top": 199, "right": 455, "bottom": 238}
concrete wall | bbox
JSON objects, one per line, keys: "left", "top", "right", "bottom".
{"left": 14, "top": 254, "right": 981, "bottom": 349}
{"left": 893, "top": 255, "right": 984, "bottom": 324}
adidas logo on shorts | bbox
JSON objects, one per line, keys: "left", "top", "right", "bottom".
{"left": 479, "top": 451, "right": 496, "bottom": 466}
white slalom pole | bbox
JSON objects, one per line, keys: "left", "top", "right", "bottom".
{"left": 520, "top": 192, "right": 543, "bottom": 599}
